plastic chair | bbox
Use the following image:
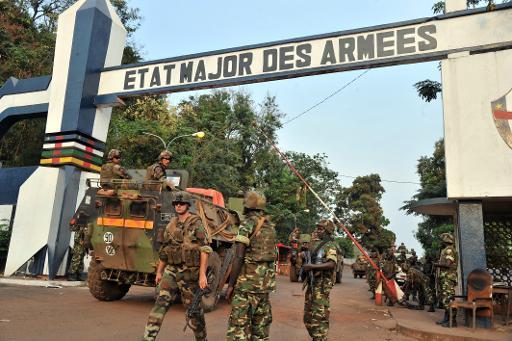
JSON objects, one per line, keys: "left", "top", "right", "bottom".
{"left": 449, "top": 268, "right": 493, "bottom": 329}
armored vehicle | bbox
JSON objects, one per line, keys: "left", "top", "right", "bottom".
{"left": 351, "top": 255, "right": 368, "bottom": 278}
{"left": 72, "top": 178, "right": 239, "bottom": 311}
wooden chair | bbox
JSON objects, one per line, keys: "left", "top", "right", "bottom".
{"left": 449, "top": 268, "right": 493, "bottom": 329}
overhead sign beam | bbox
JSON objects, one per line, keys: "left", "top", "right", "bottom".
{"left": 97, "top": 3, "right": 512, "bottom": 101}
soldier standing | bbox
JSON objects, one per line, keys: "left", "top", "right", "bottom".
{"left": 366, "top": 250, "right": 380, "bottom": 299}
{"left": 67, "top": 220, "right": 88, "bottom": 281}
{"left": 380, "top": 247, "right": 398, "bottom": 306}
{"left": 435, "top": 232, "right": 458, "bottom": 327}
{"left": 100, "top": 149, "right": 132, "bottom": 186}
{"left": 397, "top": 242, "right": 408, "bottom": 254}
{"left": 142, "top": 191, "right": 211, "bottom": 341}
{"left": 226, "top": 191, "right": 276, "bottom": 340}
{"left": 302, "top": 219, "right": 339, "bottom": 341}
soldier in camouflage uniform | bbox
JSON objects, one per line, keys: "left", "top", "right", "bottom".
{"left": 100, "top": 149, "right": 132, "bottom": 187}
{"left": 142, "top": 191, "right": 211, "bottom": 341}
{"left": 366, "top": 250, "right": 380, "bottom": 299}
{"left": 380, "top": 248, "right": 398, "bottom": 306}
{"left": 402, "top": 262, "right": 435, "bottom": 311}
{"left": 226, "top": 191, "right": 276, "bottom": 340}
{"left": 67, "top": 221, "right": 89, "bottom": 281}
{"left": 397, "top": 242, "right": 408, "bottom": 254}
{"left": 302, "top": 219, "right": 339, "bottom": 341}
{"left": 435, "top": 232, "right": 458, "bottom": 327}
{"left": 145, "top": 150, "right": 171, "bottom": 181}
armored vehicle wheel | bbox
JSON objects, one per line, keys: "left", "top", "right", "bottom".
{"left": 335, "top": 270, "right": 342, "bottom": 283}
{"left": 201, "top": 251, "right": 222, "bottom": 313}
{"left": 353, "top": 272, "right": 357, "bottom": 278}
{"left": 88, "top": 262, "right": 130, "bottom": 301}
{"left": 290, "top": 266, "right": 299, "bottom": 282}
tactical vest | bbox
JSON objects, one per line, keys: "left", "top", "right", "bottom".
{"left": 247, "top": 216, "right": 276, "bottom": 262}
{"left": 145, "top": 163, "right": 166, "bottom": 181}
{"left": 100, "top": 162, "right": 118, "bottom": 181}
{"left": 162, "top": 215, "right": 202, "bottom": 267}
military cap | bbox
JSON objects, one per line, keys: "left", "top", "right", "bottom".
{"left": 440, "top": 232, "right": 454, "bottom": 244}
{"left": 243, "top": 191, "right": 266, "bottom": 210}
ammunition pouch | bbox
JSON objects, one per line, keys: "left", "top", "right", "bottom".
{"left": 167, "top": 247, "right": 183, "bottom": 265}
{"left": 184, "top": 247, "right": 201, "bottom": 267}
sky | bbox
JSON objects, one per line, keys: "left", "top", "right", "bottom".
{"left": 129, "top": 0, "right": 446, "bottom": 255}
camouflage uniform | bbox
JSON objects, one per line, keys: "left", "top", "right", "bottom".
{"left": 438, "top": 236, "right": 458, "bottom": 310}
{"left": 303, "top": 221, "right": 338, "bottom": 341}
{"left": 397, "top": 242, "right": 408, "bottom": 254}
{"left": 366, "top": 251, "right": 380, "bottom": 298}
{"left": 142, "top": 213, "right": 212, "bottom": 341}
{"left": 226, "top": 210, "right": 276, "bottom": 340}
{"left": 100, "top": 149, "right": 131, "bottom": 187}
{"left": 403, "top": 264, "right": 434, "bottom": 310}
{"left": 145, "top": 162, "right": 167, "bottom": 181}
{"left": 67, "top": 225, "right": 87, "bottom": 279}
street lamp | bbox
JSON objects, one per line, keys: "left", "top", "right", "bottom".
{"left": 143, "top": 131, "right": 205, "bottom": 150}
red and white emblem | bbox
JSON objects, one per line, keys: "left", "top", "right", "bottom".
{"left": 491, "top": 89, "right": 512, "bottom": 149}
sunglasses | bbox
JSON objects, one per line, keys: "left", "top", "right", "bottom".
{"left": 113, "top": 156, "right": 121, "bottom": 159}
{"left": 163, "top": 157, "right": 171, "bottom": 161}
{"left": 173, "top": 202, "right": 188, "bottom": 207}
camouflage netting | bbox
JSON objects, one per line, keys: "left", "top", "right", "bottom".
{"left": 484, "top": 217, "right": 512, "bottom": 286}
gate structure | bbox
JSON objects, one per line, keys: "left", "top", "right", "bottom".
{"left": 0, "top": 0, "right": 511, "bottom": 283}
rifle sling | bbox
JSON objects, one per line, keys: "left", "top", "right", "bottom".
{"left": 249, "top": 216, "right": 266, "bottom": 240}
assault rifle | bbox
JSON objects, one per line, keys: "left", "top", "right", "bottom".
{"left": 299, "top": 250, "right": 314, "bottom": 294}
{"left": 183, "top": 267, "right": 213, "bottom": 332}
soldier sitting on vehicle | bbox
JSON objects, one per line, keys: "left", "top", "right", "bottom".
{"left": 100, "top": 149, "right": 132, "bottom": 188}
{"left": 145, "top": 150, "right": 175, "bottom": 190}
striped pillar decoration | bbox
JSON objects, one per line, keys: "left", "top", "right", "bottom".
{"left": 40, "top": 131, "right": 105, "bottom": 172}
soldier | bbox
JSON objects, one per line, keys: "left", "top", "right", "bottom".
{"left": 142, "top": 191, "right": 211, "bottom": 341}
{"left": 67, "top": 220, "right": 88, "bottom": 281}
{"left": 145, "top": 150, "right": 172, "bottom": 182}
{"left": 435, "top": 232, "right": 458, "bottom": 327}
{"left": 380, "top": 247, "right": 398, "bottom": 306}
{"left": 366, "top": 250, "right": 380, "bottom": 299}
{"left": 402, "top": 262, "right": 435, "bottom": 312}
{"left": 397, "top": 242, "right": 408, "bottom": 254}
{"left": 226, "top": 191, "right": 276, "bottom": 340}
{"left": 289, "top": 227, "right": 301, "bottom": 243}
{"left": 302, "top": 219, "right": 339, "bottom": 341}
{"left": 100, "top": 149, "right": 132, "bottom": 187}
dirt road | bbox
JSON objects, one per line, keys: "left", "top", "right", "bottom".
{"left": 0, "top": 269, "right": 411, "bottom": 340}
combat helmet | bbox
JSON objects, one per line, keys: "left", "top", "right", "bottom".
{"left": 317, "top": 219, "right": 335, "bottom": 235}
{"left": 243, "top": 191, "right": 266, "bottom": 210}
{"left": 440, "top": 232, "right": 454, "bottom": 244}
{"left": 159, "top": 150, "right": 172, "bottom": 160}
{"left": 108, "top": 149, "right": 121, "bottom": 160}
{"left": 172, "top": 191, "right": 193, "bottom": 206}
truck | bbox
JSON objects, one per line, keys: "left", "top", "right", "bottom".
{"left": 72, "top": 177, "right": 240, "bottom": 312}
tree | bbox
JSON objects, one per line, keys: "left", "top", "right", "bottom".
{"left": 401, "top": 139, "right": 453, "bottom": 259}
{"left": 335, "top": 174, "right": 394, "bottom": 252}
{"left": 0, "top": 0, "right": 142, "bottom": 167}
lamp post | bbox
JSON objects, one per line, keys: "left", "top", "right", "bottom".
{"left": 142, "top": 131, "right": 205, "bottom": 150}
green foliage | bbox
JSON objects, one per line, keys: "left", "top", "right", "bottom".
{"left": 0, "top": 219, "right": 10, "bottom": 253}
{"left": 335, "top": 237, "right": 354, "bottom": 258}
{"left": 401, "top": 139, "right": 453, "bottom": 259}
{"left": 414, "top": 80, "right": 442, "bottom": 102}
{"left": 0, "top": 0, "right": 142, "bottom": 166}
{"left": 335, "top": 174, "right": 393, "bottom": 252}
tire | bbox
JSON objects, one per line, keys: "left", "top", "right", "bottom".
{"left": 201, "top": 251, "right": 222, "bottom": 313}
{"left": 88, "top": 262, "right": 130, "bottom": 301}
{"left": 353, "top": 272, "right": 357, "bottom": 278}
{"left": 335, "top": 270, "right": 342, "bottom": 284}
{"left": 290, "top": 265, "right": 299, "bottom": 282}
